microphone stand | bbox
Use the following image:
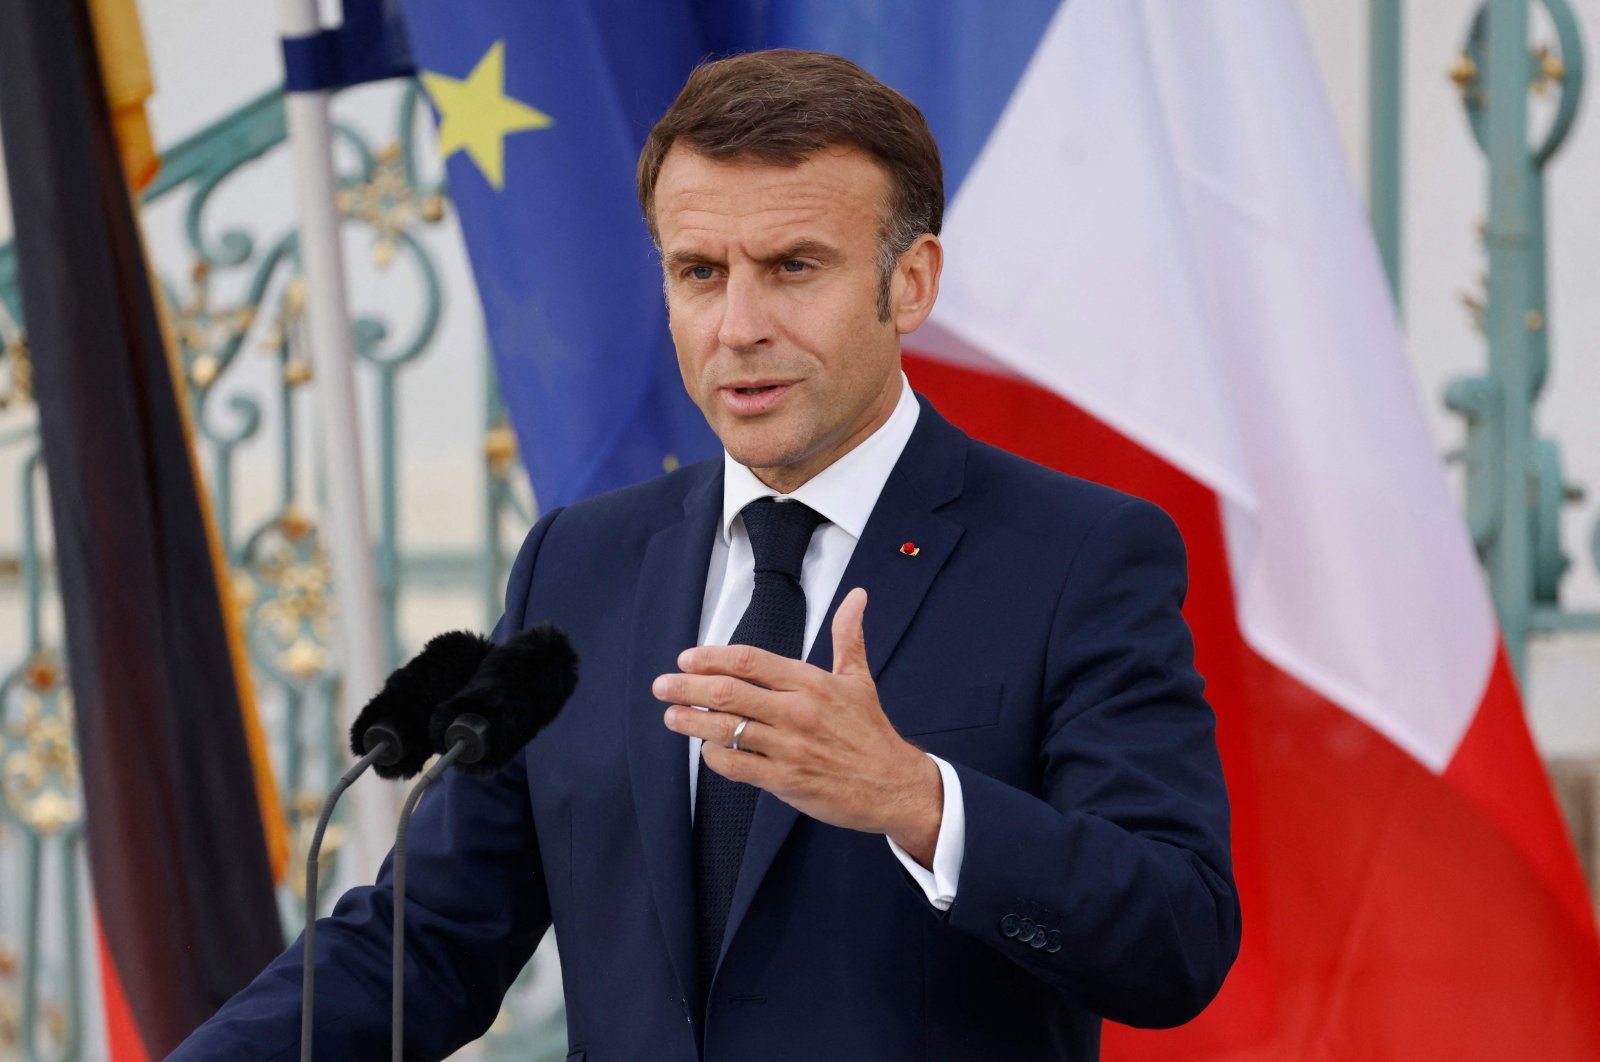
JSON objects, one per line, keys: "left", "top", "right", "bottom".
{"left": 391, "top": 716, "right": 486, "bottom": 1062}
{"left": 301, "top": 744, "right": 387, "bottom": 1062}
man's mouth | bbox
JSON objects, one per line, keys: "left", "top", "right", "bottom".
{"left": 720, "top": 381, "right": 794, "bottom": 414}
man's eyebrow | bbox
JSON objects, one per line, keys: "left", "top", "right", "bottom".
{"left": 661, "top": 240, "right": 841, "bottom": 271}
{"left": 766, "top": 239, "right": 839, "bottom": 264}
{"left": 662, "top": 248, "right": 717, "bottom": 270}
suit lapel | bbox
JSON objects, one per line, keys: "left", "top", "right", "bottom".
{"left": 719, "top": 398, "right": 968, "bottom": 969}
{"left": 626, "top": 466, "right": 722, "bottom": 1008}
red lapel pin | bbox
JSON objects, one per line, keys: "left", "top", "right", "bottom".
{"left": 899, "top": 541, "right": 920, "bottom": 556}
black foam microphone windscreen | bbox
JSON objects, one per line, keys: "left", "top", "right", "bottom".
{"left": 427, "top": 622, "right": 579, "bottom": 774}
{"left": 349, "top": 629, "right": 493, "bottom": 779}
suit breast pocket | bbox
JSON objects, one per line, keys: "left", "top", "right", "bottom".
{"left": 891, "top": 682, "right": 1003, "bottom": 737}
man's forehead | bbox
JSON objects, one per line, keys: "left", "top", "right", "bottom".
{"left": 658, "top": 141, "right": 883, "bottom": 187}
{"left": 663, "top": 137, "right": 870, "bottom": 170}
{"left": 653, "top": 143, "right": 890, "bottom": 241}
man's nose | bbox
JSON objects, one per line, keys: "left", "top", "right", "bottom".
{"left": 716, "top": 271, "right": 772, "bottom": 352}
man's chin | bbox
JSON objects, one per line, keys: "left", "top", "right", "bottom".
{"left": 715, "top": 418, "right": 789, "bottom": 459}
{"left": 725, "top": 444, "right": 802, "bottom": 474}
{"left": 722, "top": 435, "right": 821, "bottom": 489}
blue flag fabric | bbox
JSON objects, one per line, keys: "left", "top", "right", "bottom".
{"left": 398, "top": 0, "right": 1061, "bottom": 509}
{"left": 283, "top": 0, "right": 415, "bottom": 91}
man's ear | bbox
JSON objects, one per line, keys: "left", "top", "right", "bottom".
{"left": 891, "top": 233, "right": 943, "bottom": 335}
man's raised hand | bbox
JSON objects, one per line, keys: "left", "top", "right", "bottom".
{"left": 653, "top": 588, "right": 943, "bottom": 865}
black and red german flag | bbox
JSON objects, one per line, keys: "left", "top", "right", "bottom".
{"left": 0, "top": 0, "right": 286, "bottom": 1058}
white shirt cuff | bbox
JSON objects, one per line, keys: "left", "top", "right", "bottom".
{"left": 886, "top": 754, "right": 965, "bottom": 911}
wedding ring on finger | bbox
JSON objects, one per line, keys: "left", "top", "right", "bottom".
{"left": 730, "top": 716, "right": 750, "bottom": 752}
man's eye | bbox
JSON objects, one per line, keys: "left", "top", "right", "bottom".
{"left": 780, "top": 260, "right": 809, "bottom": 273}
{"left": 688, "top": 265, "right": 715, "bottom": 281}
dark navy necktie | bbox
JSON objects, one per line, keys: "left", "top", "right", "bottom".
{"left": 693, "top": 497, "right": 828, "bottom": 1008}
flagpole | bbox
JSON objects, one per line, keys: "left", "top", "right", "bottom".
{"left": 1367, "top": 0, "right": 1402, "bottom": 308}
{"left": 274, "top": 0, "right": 396, "bottom": 883}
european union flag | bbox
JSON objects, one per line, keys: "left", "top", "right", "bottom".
{"left": 398, "top": 0, "right": 1058, "bottom": 509}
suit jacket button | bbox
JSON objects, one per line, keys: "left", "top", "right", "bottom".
{"left": 1000, "top": 914, "right": 1022, "bottom": 938}
{"left": 1018, "top": 917, "right": 1037, "bottom": 943}
{"left": 1045, "top": 931, "right": 1063, "bottom": 953}
{"left": 1029, "top": 929, "right": 1049, "bottom": 949}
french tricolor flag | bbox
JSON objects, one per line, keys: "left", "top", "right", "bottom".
{"left": 905, "top": 2, "right": 1600, "bottom": 1056}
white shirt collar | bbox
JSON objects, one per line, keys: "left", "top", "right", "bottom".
{"left": 721, "top": 372, "right": 920, "bottom": 544}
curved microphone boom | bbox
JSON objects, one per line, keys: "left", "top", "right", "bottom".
{"left": 389, "top": 623, "right": 579, "bottom": 1062}
{"left": 301, "top": 630, "right": 491, "bottom": 1062}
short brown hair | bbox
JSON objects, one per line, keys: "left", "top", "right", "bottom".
{"left": 638, "top": 49, "right": 943, "bottom": 310}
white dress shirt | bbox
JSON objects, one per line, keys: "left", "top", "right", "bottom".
{"left": 688, "top": 373, "right": 965, "bottom": 910}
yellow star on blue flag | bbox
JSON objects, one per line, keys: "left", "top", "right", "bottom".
{"left": 420, "top": 40, "right": 551, "bottom": 190}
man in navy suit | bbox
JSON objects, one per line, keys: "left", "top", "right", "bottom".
{"left": 175, "top": 48, "right": 1238, "bottom": 1060}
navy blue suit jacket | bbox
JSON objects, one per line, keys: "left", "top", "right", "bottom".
{"left": 174, "top": 397, "right": 1239, "bottom": 1061}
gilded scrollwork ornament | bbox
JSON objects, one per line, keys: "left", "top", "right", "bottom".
{"left": 0, "top": 327, "right": 30, "bottom": 411}
{"left": 0, "top": 650, "right": 81, "bottom": 837}
{"left": 236, "top": 508, "right": 337, "bottom": 688}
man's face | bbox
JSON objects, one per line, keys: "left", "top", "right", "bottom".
{"left": 653, "top": 144, "right": 936, "bottom": 493}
